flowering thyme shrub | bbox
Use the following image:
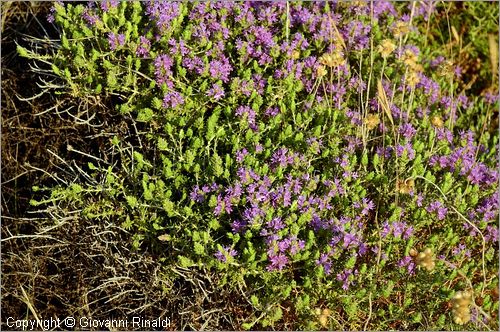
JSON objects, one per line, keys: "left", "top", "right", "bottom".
{"left": 24, "top": 1, "right": 498, "bottom": 329}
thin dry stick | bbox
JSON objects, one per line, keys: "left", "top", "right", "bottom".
{"left": 363, "top": 291, "right": 373, "bottom": 331}
{"left": 19, "top": 285, "right": 41, "bottom": 323}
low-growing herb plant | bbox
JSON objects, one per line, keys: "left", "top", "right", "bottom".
{"left": 22, "top": 1, "right": 498, "bottom": 330}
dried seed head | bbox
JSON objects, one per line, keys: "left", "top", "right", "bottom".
{"left": 392, "top": 21, "right": 410, "bottom": 38}
{"left": 416, "top": 248, "right": 435, "bottom": 271}
{"left": 397, "top": 178, "right": 414, "bottom": 194}
{"left": 319, "top": 51, "right": 345, "bottom": 68}
{"left": 318, "top": 308, "right": 331, "bottom": 328}
{"left": 318, "top": 314, "right": 328, "bottom": 328}
{"left": 438, "top": 60, "right": 455, "bottom": 77}
{"left": 316, "top": 65, "right": 328, "bottom": 78}
{"left": 405, "top": 70, "right": 421, "bottom": 88}
{"left": 409, "top": 248, "right": 418, "bottom": 257}
{"left": 157, "top": 234, "right": 171, "bottom": 242}
{"left": 402, "top": 49, "right": 418, "bottom": 68}
{"left": 431, "top": 116, "right": 444, "bottom": 128}
{"left": 453, "top": 313, "right": 471, "bottom": 325}
{"left": 451, "top": 290, "right": 473, "bottom": 325}
{"left": 378, "top": 39, "right": 396, "bottom": 58}
{"left": 365, "top": 113, "right": 380, "bottom": 130}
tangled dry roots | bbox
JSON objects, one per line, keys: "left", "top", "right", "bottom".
{"left": 1, "top": 212, "right": 250, "bottom": 330}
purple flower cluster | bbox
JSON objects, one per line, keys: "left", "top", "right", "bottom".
{"left": 209, "top": 55, "right": 232, "bottom": 83}
{"left": 235, "top": 106, "right": 258, "bottom": 131}
{"left": 145, "top": 0, "right": 180, "bottom": 33}
{"left": 162, "top": 91, "right": 184, "bottom": 109}
{"left": 108, "top": 32, "right": 125, "bottom": 51}
{"left": 452, "top": 243, "right": 471, "bottom": 258}
{"left": 398, "top": 256, "right": 416, "bottom": 275}
{"left": 428, "top": 130, "right": 498, "bottom": 187}
{"left": 214, "top": 245, "right": 237, "bottom": 262}
{"left": 336, "top": 268, "right": 358, "bottom": 290}
{"left": 100, "top": 0, "right": 119, "bottom": 12}
{"left": 426, "top": 200, "right": 448, "bottom": 220}
{"left": 207, "top": 83, "right": 225, "bottom": 101}
{"left": 266, "top": 235, "right": 305, "bottom": 271}
{"left": 189, "top": 183, "right": 219, "bottom": 203}
{"left": 270, "top": 148, "right": 304, "bottom": 170}
{"left": 381, "top": 221, "right": 414, "bottom": 240}
{"left": 182, "top": 56, "right": 205, "bottom": 75}
{"left": 136, "top": 36, "right": 151, "bottom": 58}
{"left": 154, "top": 54, "right": 174, "bottom": 87}
{"left": 82, "top": 7, "right": 100, "bottom": 26}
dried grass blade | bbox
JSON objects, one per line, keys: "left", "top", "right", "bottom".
{"left": 377, "top": 80, "right": 394, "bottom": 126}
{"left": 488, "top": 34, "right": 498, "bottom": 79}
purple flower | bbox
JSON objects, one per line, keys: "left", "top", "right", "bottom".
{"left": 145, "top": 0, "right": 180, "bottom": 33}
{"left": 452, "top": 243, "right": 467, "bottom": 256}
{"left": 168, "top": 38, "right": 189, "bottom": 57}
{"left": 214, "top": 194, "right": 224, "bottom": 216}
{"left": 395, "top": 143, "right": 415, "bottom": 160}
{"left": 154, "top": 54, "right": 174, "bottom": 86}
{"left": 189, "top": 185, "right": 204, "bottom": 203}
{"left": 436, "top": 128, "right": 453, "bottom": 144}
{"left": 207, "top": 83, "right": 225, "bottom": 101}
{"left": 277, "top": 239, "right": 290, "bottom": 252}
{"left": 485, "top": 91, "right": 499, "bottom": 104}
{"left": 264, "top": 107, "right": 280, "bottom": 117}
{"left": 162, "top": 91, "right": 184, "bottom": 109}
{"left": 267, "top": 253, "right": 289, "bottom": 271}
{"left": 403, "top": 226, "right": 414, "bottom": 240}
{"left": 100, "top": 0, "right": 119, "bottom": 12}
{"left": 416, "top": 193, "right": 424, "bottom": 207}
{"left": 236, "top": 148, "right": 248, "bottom": 163}
{"left": 343, "top": 232, "right": 358, "bottom": 249}
{"left": 267, "top": 217, "right": 285, "bottom": 231}
{"left": 209, "top": 55, "right": 232, "bottom": 83}
{"left": 392, "top": 221, "right": 405, "bottom": 238}
{"left": 485, "top": 225, "right": 499, "bottom": 243}
{"left": 82, "top": 8, "right": 100, "bottom": 26}
{"left": 235, "top": 106, "right": 258, "bottom": 131}
{"left": 353, "top": 198, "right": 374, "bottom": 216}
{"left": 398, "top": 256, "right": 416, "bottom": 274}
{"left": 231, "top": 219, "right": 247, "bottom": 233}
{"left": 215, "top": 245, "right": 237, "bottom": 262}
{"left": 136, "top": 36, "right": 151, "bottom": 57}
{"left": 398, "top": 123, "right": 417, "bottom": 140}
{"left": 316, "top": 253, "right": 332, "bottom": 275}
{"left": 381, "top": 221, "right": 391, "bottom": 238}
{"left": 46, "top": 2, "right": 62, "bottom": 23}
{"left": 289, "top": 238, "right": 305, "bottom": 255}
{"left": 108, "top": 32, "right": 125, "bottom": 51}
{"left": 336, "top": 269, "right": 357, "bottom": 290}
{"left": 182, "top": 56, "right": 205, "bottom": 75}
{"left": 426, "top": 200, "right": 448, "bottom": 220}
{"left": 270, "top": 148, "right": 290, "bottom": 168}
